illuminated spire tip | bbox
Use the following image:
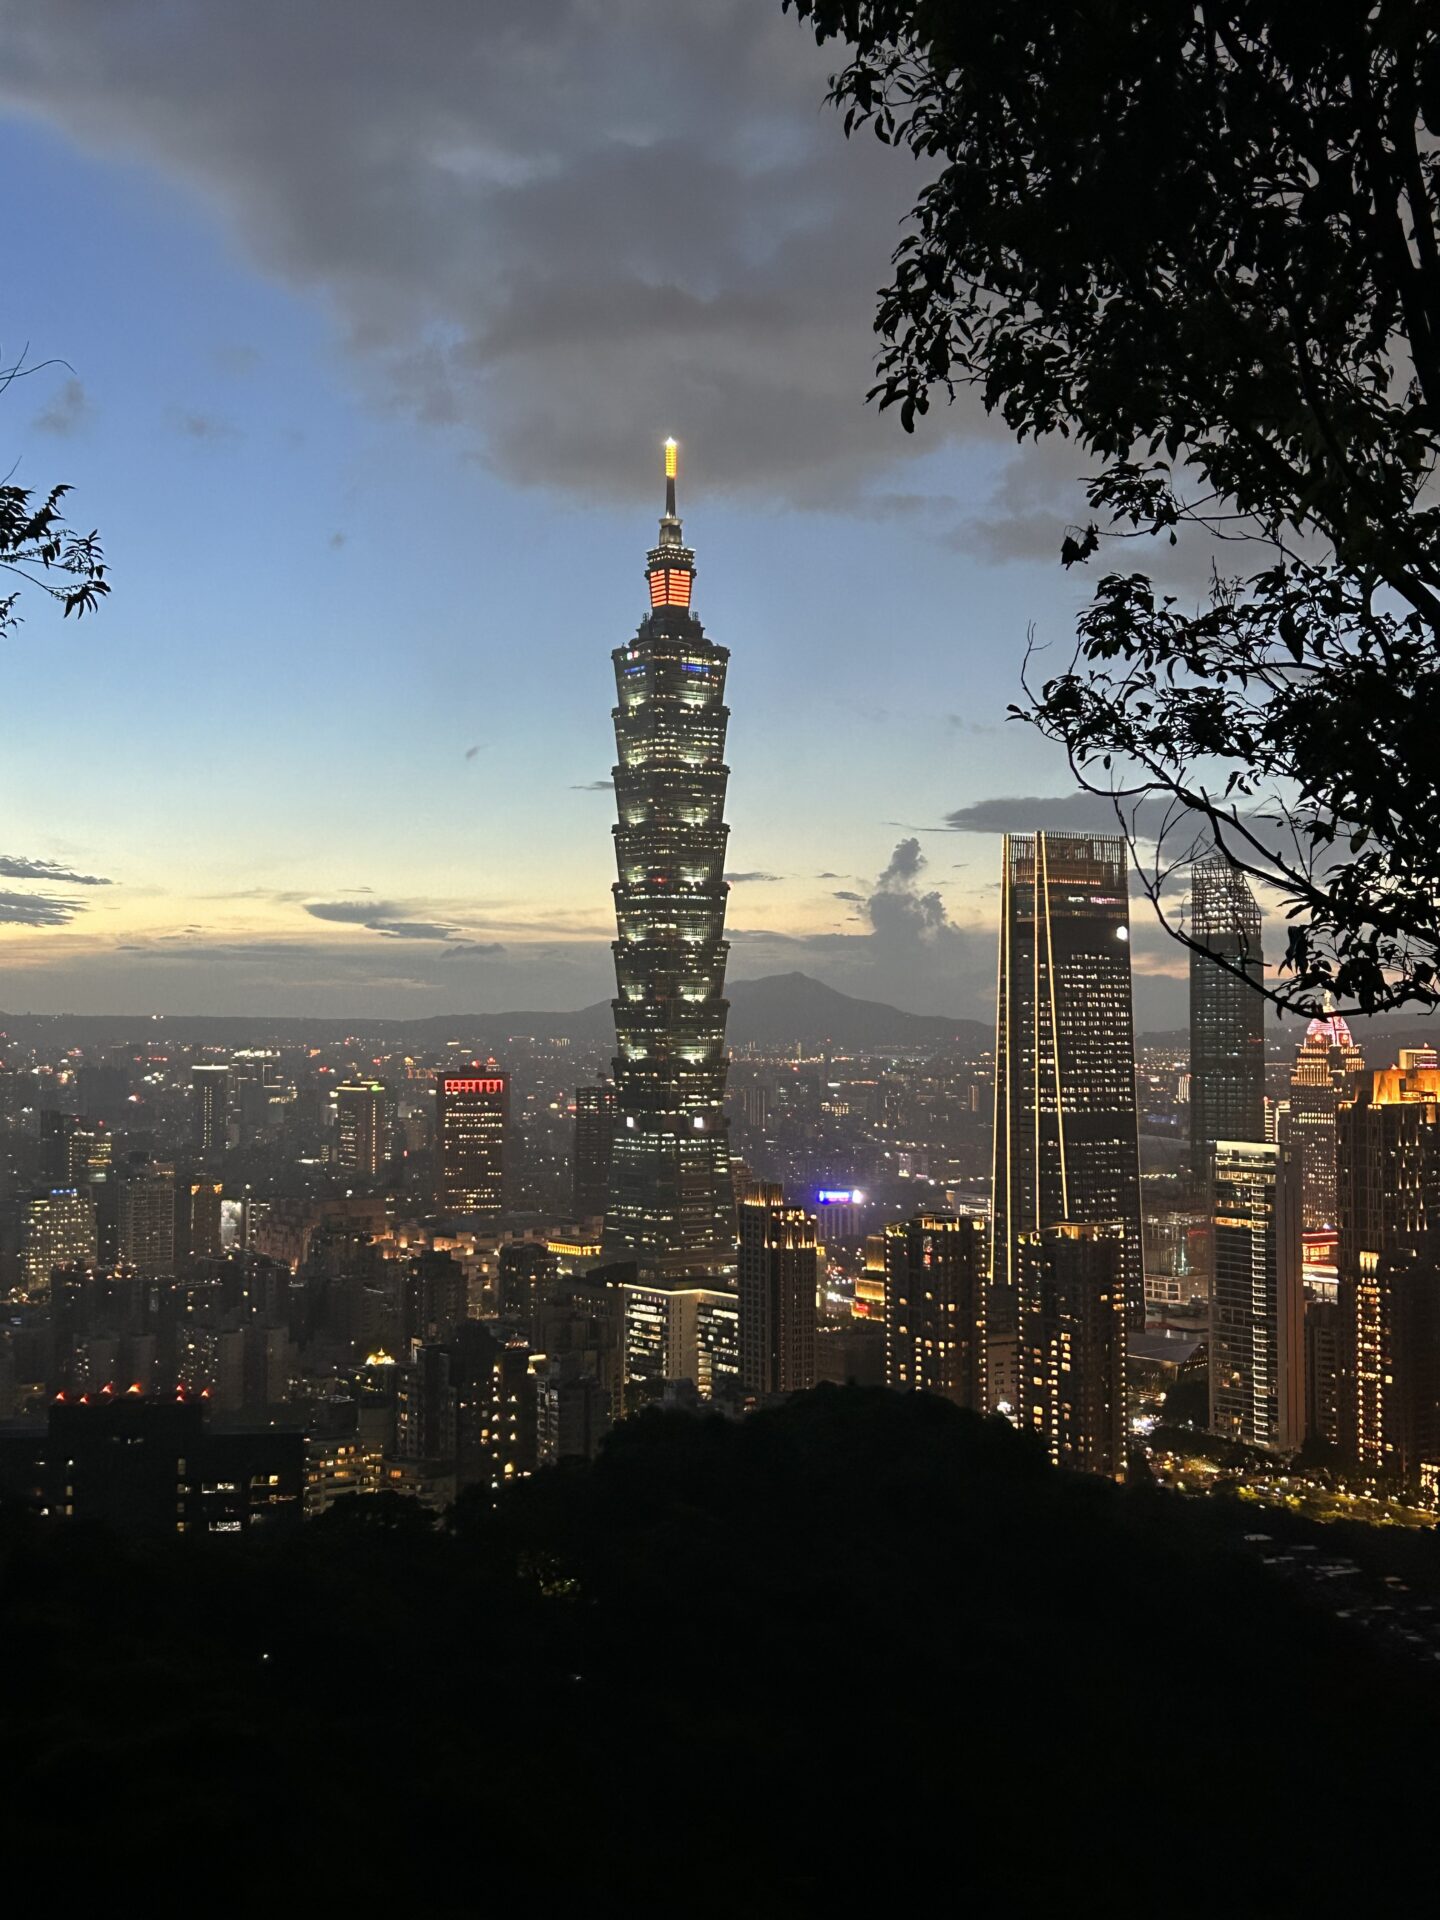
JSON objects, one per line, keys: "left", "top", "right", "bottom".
{"left": 663, "top": 436, "right": 678, "bottom": 518}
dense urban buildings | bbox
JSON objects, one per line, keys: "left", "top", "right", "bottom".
{"left": 1291, "top": 1011, "right": 1365, "bottom": 1231}
{"left": 990, "top": 831, "right": 1145, "bottom": 1327}
{"left": 335, "top": 1080, "right": 386, "bottom": 1178}
{"left": 738, "top": 1187, "right": 819, "bottom": 1397}
{"left": 435, "top": 1069, "right": 508, "bottom": 1216}
{"left": 602, "top": 444, "right": 736, "bottom": 1279}
{"left": 1188, "top": 860, "right": 1265, "bottom": 1185}
{"left": 882, "top": 1213, "right": 987, "bottom": 1410}
{"left": 1209, "top": 1142, "right": 1304, "bottom": 1451}
{"left": 1337, "top": 1066, "right": 1440, "bottom": 1484}
{"left": 1016, "top": 1221, "right": 1127, "bottom": 1478}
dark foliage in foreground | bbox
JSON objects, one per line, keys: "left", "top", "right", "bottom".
{"left": 788, "top": 1, "right": 1440, "bottom": 1016}
{"left": 2, "top": 357, "right": 108, "bottom": 640}
{"left": 2, "top": 1388, "right": 1435, "bottom": 1906}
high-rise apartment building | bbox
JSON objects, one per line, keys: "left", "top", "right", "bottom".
{"left": 1337, "top": 1067, "right": 1440, "bottom": 1483}
{"left": 603, "top": 442, "right": 735, "bottom": 1279}
{"left": 621, "top": 1274, "right": 740, "bottom": 1405}
{"left": 39, "top": 1111, "right": 83, "bottom": 1188}
{"left": 336, "top": 1080, "right": 387, "bottom": 1178}
{"left": 1188, "top": 859, "right": 1265, "bottom": 1186}
{"left": 1016, "top": 1221, "right": 1127, "bottom": 1478}
{"left": 883, "top": 1213, "right": 987, "bottom": 1410}
{"left": 991, "top": 832, "right": 1145, "bottom": 1327}
{"left": 573, "top": 1082, "right": 617, "bottom": 1219}
{"left": 19, "top": 1189, "right": 98, "bottom": 1300}
{"left": 1290, "top": 1011, "right": 1364, "bottom": 1231}
{"left": 1209, "top": 1142, "right": 1304, "bottom": 1450}
{"left": 738, "top": 1189, "right": 819, "bottom": 1397}
{"left": 178, "top": 1179, "right": 224, "bottom": 1263}
{"left": 191, "top": 1063, "right": 230, "bottom": 1155}
{"left": 436, "top": 1070, "right": 508, "bottom": 1216}
{"left": 118, "top": 1162, "right": 177, "bottom": 1276}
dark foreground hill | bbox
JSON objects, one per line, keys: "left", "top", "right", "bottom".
{"left": 2, "top": 1389, "right": 1434, "bottom": 1905}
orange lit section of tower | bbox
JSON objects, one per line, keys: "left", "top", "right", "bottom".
{"left": 645, "top": 438, "right": 695, "bottom": 609}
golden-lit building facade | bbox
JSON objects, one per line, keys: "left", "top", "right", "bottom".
{"left": 1209, "top": 1142, "right": 1304, "bottom": 1450}
{"left": 883, "top": 1213, "right": 987, "bottom": 1410}
{"left": 1337, "top": 1067, "right": 1440, "bottom": 1483}
{"left": 1290, "top": 1012, "right": 1364, "bottom": 1232}
{"left": 1017, "top": 1220, "right": 1127, "bottom": 1478}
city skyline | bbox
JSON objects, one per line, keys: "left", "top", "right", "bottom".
{"left": 0, "top": 5, "right": 1235, "bottom": 1028}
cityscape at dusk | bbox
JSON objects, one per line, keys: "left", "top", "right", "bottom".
{"left": 0, "top": 2, "right": 1223, "bottom": 1026}
{"left": 2, "top": 1, "right": 1439, "bottom": 1904}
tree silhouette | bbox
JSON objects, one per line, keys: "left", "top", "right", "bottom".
{"left": 787, "top": 1, "right": 1440, "bottom": 1015}
{"left": 2, "top": 353, "right": 108, "bottom": 640}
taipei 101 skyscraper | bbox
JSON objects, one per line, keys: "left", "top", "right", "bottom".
{"left": 602, "top": 441, "right": 736, "bottom": 1278}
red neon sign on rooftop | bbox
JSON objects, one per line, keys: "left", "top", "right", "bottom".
{"left": 444, "top": 1078, "right": 506, "bottom": 1095}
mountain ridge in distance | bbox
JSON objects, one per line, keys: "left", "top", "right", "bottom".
{"left": 0, "top": 971, "right": 990, "bottom": 1052}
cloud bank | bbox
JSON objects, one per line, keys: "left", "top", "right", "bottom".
{"left": 0, "top": 0, "right": 951, "bottom": 509}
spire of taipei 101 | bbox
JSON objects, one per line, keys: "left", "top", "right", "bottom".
{"left": 602, "top": 440, "right": 736, "bottom": 1278}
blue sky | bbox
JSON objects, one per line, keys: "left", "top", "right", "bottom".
{"left": 0, "top": 1, "right": 1192, "bottom": 1025}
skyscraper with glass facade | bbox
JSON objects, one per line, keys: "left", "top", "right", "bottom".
{"left": 991, "top": 832, "right": 1145, "bottom": 1328}
{"left": 602, "top": 443, "right": 735, "bottom": 1279}
{"left": 1209, "top": 1141, "right": 1305, "bottom": 1450}
{"left": 1188, "top": 859, "right": 1265, "bottom": 1184}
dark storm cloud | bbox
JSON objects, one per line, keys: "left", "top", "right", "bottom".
{"left": 0, "top": 853, "right": 112, "bottom": 886}
{"left": 0, "top": 0, "right": 947, "bottom": 506}
{"left": 0, "top": 890, "right": 85, "bottom": 926}
{"left": 30, "top": 375, "right": 92, "bottom": 436}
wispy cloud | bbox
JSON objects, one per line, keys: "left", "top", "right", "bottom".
{"left": 0, "top": 890, "right": 86, "bottom": 927}
{"left": 31, "top": 375, "right": 92, "bottom": 437}
{"left": 0, "top": 853, "right": 112, "bottom": 886}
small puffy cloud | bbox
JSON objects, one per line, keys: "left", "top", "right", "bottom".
{"left": 31, "top": 376, "right": 92, "bottom": 437}
{"left": 172, "top": 408, "right": 239, "bottom": 442}
{"left": 878, "top": 836, "right": 925, "bottom": 885}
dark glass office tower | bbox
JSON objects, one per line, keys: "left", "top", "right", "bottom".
{"left": 603, "top": 443, "right": 735, "bottom": 1278}
{"left": 1189, "top": 858, "right": 1265, "bottom": 1183}
{"left": 990, "top": 832, "right": 1145, "bottom": 1327}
